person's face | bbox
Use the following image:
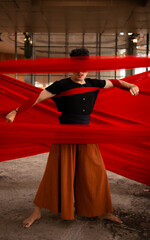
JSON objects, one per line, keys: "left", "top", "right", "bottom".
{"left": 72, "top": 72, "right": 88, "bottom": 82}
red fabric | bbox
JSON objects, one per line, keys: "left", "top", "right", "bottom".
{"left": 17, "top": 94, "right": 39, "bottom": 115}
{"left": 54, "top": 87, "right": 100, "bottom": 98}
{"left": 109, "top": 79, "right": 127, "bottom": 89}
{"left": 0, "top": 69, "right": 150, "bottom": 186}
{"left": 0, "top": 55, "right": 150, "bottom": 73}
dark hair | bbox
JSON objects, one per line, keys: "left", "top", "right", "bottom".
{"left": 70, "top": 47, "right": 90, "bottom": 57}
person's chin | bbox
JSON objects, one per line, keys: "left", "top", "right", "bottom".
{"left": 77, "top": 77, "right": 83, "bottom": 80}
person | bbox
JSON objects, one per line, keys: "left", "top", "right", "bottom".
{"left": 6, "top": 47, "right": 139, "bottom": 228}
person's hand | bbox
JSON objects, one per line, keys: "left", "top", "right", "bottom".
{"left": 6, "top": 110, "right": 17, "bottom": 123}
{"left": 129, "top": 85, "right": 139, "bottom": 96}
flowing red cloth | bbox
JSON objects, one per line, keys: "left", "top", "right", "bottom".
{"left": 0, "top": 70, "right": 150, "bottom": 186}
{"left": 0, "top": 55, "right": 150, "bottom": 73}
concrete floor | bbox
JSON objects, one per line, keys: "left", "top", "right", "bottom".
{"left": 0, "top": 153, "right": 150, "bottom": 240}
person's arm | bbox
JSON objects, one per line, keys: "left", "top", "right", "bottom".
{"left": 33, "top": 90, "right": 55, "bottom": 105}
{"left": 6, "top": 90, "right": 55, "bottom": 123}
{"left": 104, "top": 79, "right": 139, "bottom": 96}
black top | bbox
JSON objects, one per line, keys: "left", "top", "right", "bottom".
{"left": 45, "top": 78, "right": 106, "bottom": 116}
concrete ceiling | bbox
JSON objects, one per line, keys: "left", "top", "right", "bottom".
{"left": 0, "top": 0, "right": 150, "bottom": 33}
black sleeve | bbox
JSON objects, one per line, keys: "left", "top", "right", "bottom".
{"left": 45, "top": 81, "right": 63, "bottom": 94}
{"left": 90, "top": 79, "right": 106, "bottom": 88}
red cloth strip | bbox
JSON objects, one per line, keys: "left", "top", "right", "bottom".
{"left": 53, "top": 87, "right": 99, "bottom": 97}
{"left": 109, "top": 79, "right": 127, "bottom": 90}
{"left": 17, "top": 94, "right": 39, "bottom": 115}
{"left": 0, "top": 55, "right": 150, "bottom": 73}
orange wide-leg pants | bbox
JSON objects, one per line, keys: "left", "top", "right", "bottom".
{"left": 34, "top": 144, "right": 113, "bottom": 220}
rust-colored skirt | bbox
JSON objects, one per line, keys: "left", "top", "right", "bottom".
{"left": 34, "top": 144, "right": 113, "bottom": 220}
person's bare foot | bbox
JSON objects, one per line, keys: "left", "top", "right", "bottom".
{"left": 22, "top": 206, "right": 41, "bottom": 228}
{"left": 98, "top": 213, "right": 123, "bottom": 224}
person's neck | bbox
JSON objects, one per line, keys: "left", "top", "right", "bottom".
{"left": 71, "top": 77, "right": 86, "bottom": 85}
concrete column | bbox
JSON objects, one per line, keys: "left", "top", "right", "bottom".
{"left": 98, "top": 33, "right": 101, "bottom": 80}
{"left": 126, "top": 34, "right": 137, "bottom": 77}
{"left": 96, "top": 33, "right": 98, "bottom": 79}
{"left": 48, "top": 32, "right": 51, "bottom": 84}
{"left": 24, "top": 32, "right": 33, "bottom": 84}
{"left": 115, "top": 33, "right": 118, "bottom": 79}
{"left": 65, "top": 32, "right": 69, "bottom": 78}
{"left": 146, "top": 33, "right": 149, "bottom": 71}
{"left": 31, "top": 33, "right": 35, "bottom": 85}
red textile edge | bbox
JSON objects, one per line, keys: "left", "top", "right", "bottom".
{"left": 0, "top": 55, "right": 150, "bottom": 73}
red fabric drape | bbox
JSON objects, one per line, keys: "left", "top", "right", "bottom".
{"left": 0, "top": 67, "right": 150, "bottom": 185}
{"left": 0, "top": 55, "right": 150, "bottom": 73}
{"left": 0, "top": 55, "right": 150, "bottom": 185}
